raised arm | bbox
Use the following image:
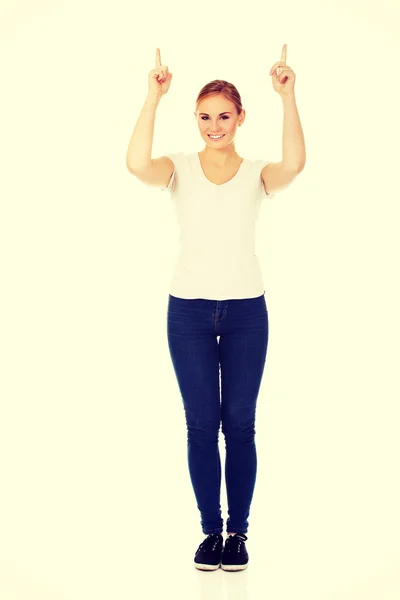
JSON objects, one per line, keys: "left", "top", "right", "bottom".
{"left": 126, "top": 48, "right": 172, "bottom": 173}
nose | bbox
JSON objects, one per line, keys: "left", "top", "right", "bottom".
{"left": 206, "top": 122, "right": 223, "bottom": 133}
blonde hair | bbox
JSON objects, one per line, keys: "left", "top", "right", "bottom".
{"left": 195, "top": 80, "right": 243, "bottom": 116}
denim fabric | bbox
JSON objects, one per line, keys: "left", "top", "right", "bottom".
{"left": 166, "top": 292, "right": 269, "bottom": 535}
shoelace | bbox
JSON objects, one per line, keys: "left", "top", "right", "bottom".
{"left": 198, "top": 533, "right": 222, "bottom": 553}
{"left": 227, "top": 533, "right": 247, "bottom": 553}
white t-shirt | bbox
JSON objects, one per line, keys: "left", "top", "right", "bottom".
{"left": 161, "top": 152, "right": 275, "bottom": 300}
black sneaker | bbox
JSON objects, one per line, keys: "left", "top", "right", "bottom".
{"left": 221, "top": 533, "right": 249, "bottom": 571}
{"left": 194, "top": 533, "right": 224, "bottom": 570}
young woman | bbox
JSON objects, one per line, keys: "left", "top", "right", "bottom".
{"left": 126, "top": 47, "right": 305, "bottom": 572}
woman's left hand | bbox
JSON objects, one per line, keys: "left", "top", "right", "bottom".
{"left": 269, "top": 44, "right": 296, "bottom": 97}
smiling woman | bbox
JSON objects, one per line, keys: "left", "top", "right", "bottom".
{"left": 126, "top": 48, "right": 306, "bottom": 572}
{"left": 193, "top": 80, "right": 245, "bottom": 164}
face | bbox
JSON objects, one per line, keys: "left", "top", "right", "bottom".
{"left": 194, "top": 95, "right": 245, "bottom": 148}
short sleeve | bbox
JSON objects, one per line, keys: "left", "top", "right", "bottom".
{"left": 259, "top": 160, "right": 276, "bottom": 199}
{"left": 160, "top": 153, "right": 179, "bottom": 193}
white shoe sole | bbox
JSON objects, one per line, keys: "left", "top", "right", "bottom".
{"left": 194, "top": 561, "right": 221, "bottom": 570}
{"left": 221, "top": 563, "right": 248, "bottom": 571}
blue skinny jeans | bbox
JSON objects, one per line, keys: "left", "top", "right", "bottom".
{"left": 166, "top": 292, "right": 269, "bottom": 535}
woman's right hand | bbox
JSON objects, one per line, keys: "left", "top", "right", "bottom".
{"left": 148, "top": 48, "right": 173, "bottom": 98}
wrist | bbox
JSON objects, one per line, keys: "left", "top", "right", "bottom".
{"left": 146, "top": 93, "right": 162, "bottom": 105}
{"left": 280, "top": 92, "right": 296, "bottom": 102}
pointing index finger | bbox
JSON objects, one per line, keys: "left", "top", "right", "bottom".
{"left": 155, "top": 47, "right": 161, "bottom": 67}
{"left": 281, "top": 44, "right": 287, "bottom": 64}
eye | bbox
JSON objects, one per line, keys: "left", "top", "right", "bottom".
{"left": 201, "top": 115, "right": 229, "bottom": 121}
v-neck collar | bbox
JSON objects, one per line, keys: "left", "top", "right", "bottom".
{"left": 195, "top": 152, "right": 247, "bottom": 187}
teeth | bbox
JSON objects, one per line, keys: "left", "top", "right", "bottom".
{"left": 209, "top": 135, "right": 223, "bottom": 139}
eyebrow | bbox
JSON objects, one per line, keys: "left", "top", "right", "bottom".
{"left": 199, "top": 112, "right": 232, "bottom": 116}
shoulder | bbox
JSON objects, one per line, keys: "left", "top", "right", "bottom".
{"left": 164, "top": 152, "right": 190, "bottom": 162}
{"left": 163, "top": 152, "right": 193, "bottom": 173}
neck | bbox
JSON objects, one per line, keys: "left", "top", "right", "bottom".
{"left": 200, "top": 144, "right": 238, "bottom": 166}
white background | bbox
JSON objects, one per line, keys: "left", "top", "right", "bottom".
{"left": 1, "top": 0, "right": 399, "bottom": 599}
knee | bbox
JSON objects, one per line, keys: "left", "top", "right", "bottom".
{"left": 186, "top": 420, "right": 221, "bottom": 444}
{"left": 221, "top": 420, "right": 256, "bottom": 442}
